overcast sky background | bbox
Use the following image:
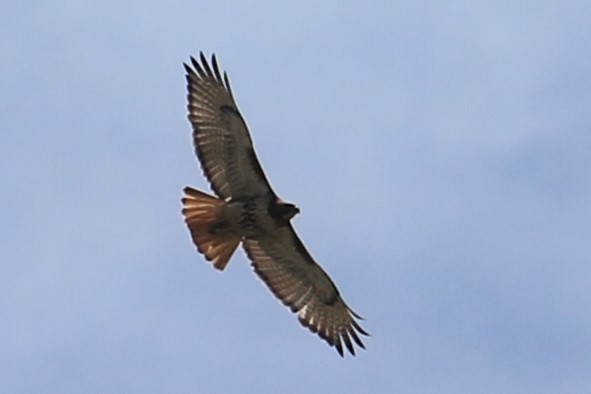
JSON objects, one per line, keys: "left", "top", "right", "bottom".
{"left": 2, "top": 1, "right": 590, "bottom": 393}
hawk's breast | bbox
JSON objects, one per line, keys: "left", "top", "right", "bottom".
{"left": 224, "top": 196, "right": 277, "bottom": 237}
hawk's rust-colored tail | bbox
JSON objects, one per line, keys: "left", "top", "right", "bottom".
{"left": 181, "top": 187, "right": 241, "bottom": 270}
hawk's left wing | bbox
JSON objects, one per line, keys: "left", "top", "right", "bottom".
{"left": 242, "top": 226, "right": 368, "bottom": 356}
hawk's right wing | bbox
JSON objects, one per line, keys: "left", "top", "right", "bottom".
{"left": 184, "top": 53, "right": 276, "bottom": 199}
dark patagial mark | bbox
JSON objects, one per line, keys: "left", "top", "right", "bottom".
{"left": 245, "top": 147, "right": 272, "bottom": 186}
{"left": 322, "top": 290, "right": 340, "bottom": 307}
{"left": 220, "top": 105, "right": 239, "bottom": 115}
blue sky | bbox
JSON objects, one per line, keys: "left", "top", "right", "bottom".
{"left": 2, "top": 1, "right": 590, "bottom": 392}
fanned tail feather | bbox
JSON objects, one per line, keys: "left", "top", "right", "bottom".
{"left": 181, "top": 187, "right": 240, "bottom": 270}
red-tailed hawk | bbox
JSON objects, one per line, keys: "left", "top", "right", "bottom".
{"left": 181, "top": 53, "right": 368, "bottom": 356}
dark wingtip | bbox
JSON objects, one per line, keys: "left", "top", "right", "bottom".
{"left": 183, "top": 62, "right": 194, "bottom": 77}
{"left": 348, "top": 306, "right": 364, "bottom": 320}
{"left": 342, "top": 333, "right": 355, "bottom": 356}
{"left": 352, "top": 319, "right": 370, "bottom": 337}
{"left": 335, "top": 341, "right": 344, "bottom": 357}
{"left": 350, "top": 331, "right": 366, "bottom": 353}
{"left": 223, "top": 71, "right": 233, "bottom": 97}
{"left": 211, "top": 54, "right": 223, "bottom": 81}
{"left": 199, "top": 52, "right": 214, "bottom": 77}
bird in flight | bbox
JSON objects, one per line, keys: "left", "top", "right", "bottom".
{"left": 181, "top": 52, "right": 368, "bottom": 356}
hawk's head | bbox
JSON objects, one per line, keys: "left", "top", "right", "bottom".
{"left": 269, "top": 199, "right": 300, "bottom": 223}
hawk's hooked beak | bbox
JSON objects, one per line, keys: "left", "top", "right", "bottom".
{"left": 284, "top": 202, "right": 300, "bottom": 220}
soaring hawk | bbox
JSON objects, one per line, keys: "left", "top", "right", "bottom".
{"left": 181, "top": 52, "right": 368, "bottom": 356}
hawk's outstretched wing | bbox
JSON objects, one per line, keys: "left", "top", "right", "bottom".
{"left": 184, "top": 53, "right": 276, "bottom": 199}
{"left": 243, "top": 225, "right": 369, "bottom": 356}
